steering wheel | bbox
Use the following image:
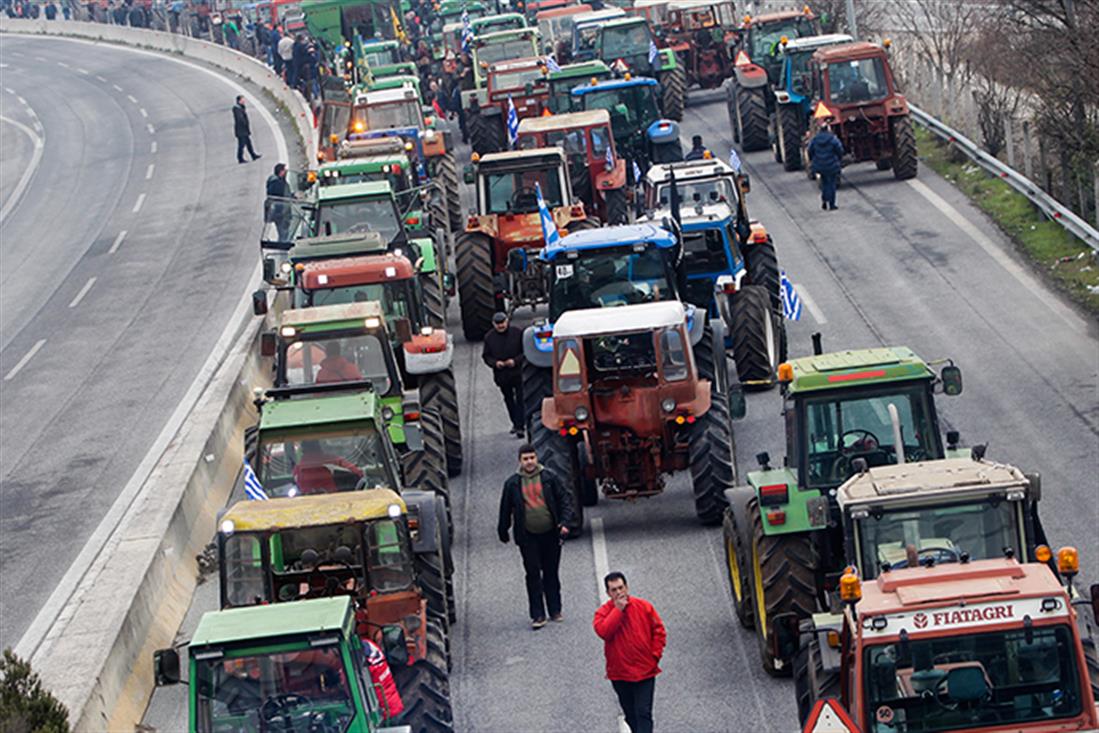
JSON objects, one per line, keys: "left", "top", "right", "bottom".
{"left": 931, "top": 669, "right": 990, "bottom": 712}
{"left": 510, "top": 186, "right": 538, "bottom": 211}
{"left": 889, "top": 546, "right": 961, "bottom": 571}
{"left": 841, "top": 428, "right": 881, "bottom": 452}
{"left": 260, "top": 693, "right": 312, "bottom": 722}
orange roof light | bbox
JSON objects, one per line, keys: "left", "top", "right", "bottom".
{"left": 777, "top": 362, "right": 794, "bottom": 383}
{"left": 780, "top": 35, "right": 788, "bottom": 45}
{"left": 471, "top": 152, "right": 480, "bottom": 162}
{"left": 1056, "top": 546, "right": 1079, "bottom": 576}
{"left": 353, "top": 120, "right": 365, "bottom": 132}
{"left": 839, "top": 568, "right": 861, "bottom": 603}
{"left": 883, "top": 38, "right": 892, "bottom": 48}
{"left": 803, "top": 4, "right": 811, "bottom": 15}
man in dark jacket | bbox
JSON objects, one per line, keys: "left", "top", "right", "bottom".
{"left": 808, "top": 122, "right": 844, "bottom": 210}
{"left": 498, "top": 443, "right": 575, "bottom": 629}
{"left": 482, "top": 312, "right": 525, "bottom": 435}
{"left": 265, "top": 163, "right": 293, "bottom": 241}
{"left": 684, "top": 134, "right": 710, "bottom": 161}
{"left": 233, "top": 95, "right": 261, "bottom": 164}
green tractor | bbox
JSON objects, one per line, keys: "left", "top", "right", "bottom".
{"left": 460, "top": 27, "right": 541, "bottom": 133}
{"left": 303, "top": 0, "right": 403, "bottom": 55}
{"left": 593, "top": 17, "right": 686, "bottom": 121}
{"left": 153, "top": 596, "right": 416, "bottom": 732}
{"left": 544, "top": 59, "right": 612, "bottom": 113}
{"left": 356, "top": 38, "right": 416, "bottom": 80}
{"left": 721, "top": 341, "right": 972, "bottom": 675}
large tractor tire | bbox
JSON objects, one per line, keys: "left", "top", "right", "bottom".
{"left": 744, "top": 237, "right": 781, "bottom": 315}
{"left": 426, "top": 618, "right": 451, "bottom": 673}
{"left": 401, "top": 409, "right": 452, "bottom": 531}
{"left": 722, "top": 507, "right": 754, "bottom": 629}
{"left": 731, "top": 285, "right": 781, "bottom": 388}
{"left": 747, "top": 495, "right": 818, "bottom": 676}
{"left": 794, "top": 624, "right": 840, "bottom": 726}
{"left": 427, "top": 184, "right": 451, "bottom": 241}
{"left": 421, "top": 272, "right": 447, "bottom": 329}
{"left": 777, "top": 104, "right": 803, "bottom": 172}
{"left": 522, "top": 360, "right": 553, "bottom": 434}
{"left": 243, "top": 425, "right": 258, "bottom": 463}
{"left": 735, "top": 85, "right": 769, "bottom": 152}
{"left": 725, "top": 81, "right": 739, "bottom": 142}
{"left": 414, "top": 530, "right": 450, "bottom": 628}
{"left": 891, "top": 114, "right": 918, "bottom": 180}
{"left": 687, "top": 398, "right": 734, "bottom": 525}
{"left": 604, "top": 186, "right": 628, "bottom": 225}
{"left": 434, "top": 152, "right": 463, "bottom": 235}
{"left": 419, "top": 369, "right": 463, "bottom": 478}
{"left": 692, "top": 322, "right": 728, "bottom": 396}
{"left": 660, "top": 65, "right": 686, "bottom": 121}
{"left": 469, "top": 112, "right": 505, "bottom": 156}
{"left": 530, "top": 409, "right": 583, "bottom": 537}
{"left": 394, "top": 630, "right": 454, "bottom": 733}
{"left": 454, "top": 231, "right": 495, "bottom": 341}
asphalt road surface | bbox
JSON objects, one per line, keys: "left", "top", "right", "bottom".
{"left": 0, "top": 36, "right": 289, "bottom": 650}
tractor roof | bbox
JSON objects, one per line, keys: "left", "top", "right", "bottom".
{"left": 573, "top": 8, "right": 625, "bottom": 24}
{"left": 474, "top": 27, "right": 538, "bottom": 42}
{"left": 744, "top": 9, "right": 814, "bottom": 27}
{"left": 316, "top": 180, "right": 394, "bottom": 202}
{"left": 645, "top": 158, "right": 736, "bottom": 185}
{"left": 191, "top": 596, "right": 353, "bottom": 650}
{"left": 221, "top": 489, "right": 405, "bottom": 532}
{"left": 363, "top": 86, "right": 419, "bottom": 106}
{"left": 536, "top": 3, "right": 591, "bottom": 20}
{"left": 474, "top": 12, "right": 525, "bottom": 27}
{"left": 680, "top": 203, "right": 736, "bottom": 228}
{"left": 289, "top": 232, "right": 388, "bottom": 263}
{"left": 280, "top": 301, "right": 384, "bottom": 331}
{"left": 322, "top": 155, "right": 406, "bottom": 174}
{"left": 545, "top": 222, "right": 675, "bottom": 260}
{"left": 300, "top": 253, "right": 416, "bottom": 290}
{"left": 549, "top": 60, "right": 611, "bottom": 79}
{"left": 784, "top": 346, "right": 934, "bottom": 394}
{"left": 784, "top": 33, "right": 852, "bottom": 52}
{"left": 836, "top": 458, "right": 1031, "bottom": 511}
{"left": 572, "top": 76, "right": 659, "bottom": 95}
{"left": 600, "top": 15, "right": 646, "bottom": 29}
{"left": 332, "top": 136, "right": 408, "bottom": 160}
{"left": 667, "top": 0, "right": 733, "bottom": 9}
{"left": 477, "top": 147, "right": 566, "bottom": 167}
{"left": 258, "top": 391, "right": 379, "bottom": 432}
{"left": 814, "top": 41, "right": 886, "bottom": 63}
{"left": 361, "top": 39, "right": 399, "bottom": 50}
{"left": 554, "top": 301, "right": 686, "bottom": 338}
{"left": 517, "top": 109, "right": 610, "bottom": 133}
{"left": 489, "top": 56, "right": 545, "bottom": 74}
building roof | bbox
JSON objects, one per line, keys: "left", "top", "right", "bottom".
{"left": 785, "top": 346, "right": 934, "bottom": 394}
{"left": 191, "top": 596, "right": 354, "bottom": 649}
{"left": 258, "top": 391, "right": 378, "bottom": 432}
{"left": 544, "top": 222, "right": 675, "bottom": 261}
{"left": 316, "top": 180, "right": 393, "bottom": 202}
{"left": 517, "top": 109, "right": 610, "bottom": 134}
{"left": 837, "top": 458, "right": 1030, "bottom": 510}
{"left": 221, "top": 489, "right": 404, "bottom": 532}
{"left": 280, "top": 301, "right": 384, "bottom": 330}
{"left": 554, "top": 301, "right": 686, "bottom": 338}
{"left": 300, "top": 253, "right": 415, "bottom": 290}
{"left": 572, "top": 77, "right": 658, "bottom": 95}
{"left": 784, "top": 33, "right": 852, "bottom": 52}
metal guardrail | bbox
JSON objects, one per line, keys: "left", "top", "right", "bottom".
{"left": 910, "top": 104, "right": 1099, "bottom": 252}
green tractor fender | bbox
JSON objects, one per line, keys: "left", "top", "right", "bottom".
{"left": 746, "top": 467, "right": 828, "bottom": 536}
{"left": 383, "top": 394, "right": 415, "bottom": 448}
{"left": 656, "top": 47, "right": 679, "bottom": 72}
{"left": 409, "top": 235, "right": 438, "bottom": 273}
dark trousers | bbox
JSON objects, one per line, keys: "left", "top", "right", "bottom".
{"left": 819, "top": 170, "right": 838, "bottom": 207}
{"left": 612, "top": 677, "right": 656, "bottom": 733}
{"left": 517, "top": 530, "right": 561, "bottom": 620}
{"left": 236, "top": 135, "right": 258, "bottom": 162}
{"left": 498, "top": 382, "right": 523, "bottom": 431}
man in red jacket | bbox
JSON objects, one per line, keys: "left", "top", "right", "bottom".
{"left": 593, "top": 572, "right": 666, "bottom": 733}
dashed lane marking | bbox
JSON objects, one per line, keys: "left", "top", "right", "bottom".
{"left": 0, "top": 114, "right": 45, "bottom": 224}
{"left": 112, "top": 83, "right": 122, "bottom": 92}
{"left": 56, "top": 60, "right": 68, "bottom": 68}
{"left": 146, "top": 123, "right": 155, "bottom": 134}
{"left": 132, "top": 193, "right": 146, "bottom": 213}
{"left": 795, "top": 281, "right": 827, "bottom": 325}
{"left": 4, "top": 339, "right": 46, "bottom": 381}
{"left": 127, "top": 94, "right": 137, "bottom": 104}
{"left": 139, "top": 107, "right": 147, "bottom": 118}
{"left": 16, "top": 96, "right": 26, "bottom": 105}
{"left": 108, "top": 230, "right": 127, "bottom": 254}
{"left": 3, "top": 87, "right": 14, "bottom": 94}
{"left": 145, "top": 163, "right": 154, "bottom": 180}
{"left": 68, "top": 277, "right": 97, "bottom": 308}
{"left": 150, "top": 141, "right": 157, "bottom": 154}
{"left": 95, "top": 75, "right": 107, "bottom": 82}
{"left": 76, "top": 67, "right": 89, "bottom": 75}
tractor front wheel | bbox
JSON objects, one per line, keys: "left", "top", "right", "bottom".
{"left": 419, "top": 369, "right": 463, "bottom": 477}
{"left": 530, "top": 409, "right": 584, "bottom": 536}
{"left": 469, "top": 112, "right": 505, "bottom": 155}
{"left": 735, "top": 85, "right": 769, "bottom": 152}
{"left": 393, "top": 628, "right": 454, "bottom": 733}
{"left": 454, "top": 231, "right": 496, "bottom": 341}
{"left": 778, "top": 104, "right": 803, "bottom": 171}
{"left": 731, "top": 284, "right": 781, "bottom": 388}
{"left": 604, "top": 186, "right": 628, "bottom": 225}
{"left": 688, "top": 397, "right": 734, "bottom": 525}
{"left": 427, "top": 183, "right": 451, "bottom": 240}
{"left": 722, "top": 506, "right": 754, "bottom": 629}
{"left": 661, "top": 65, "right": 686, "bottom": 121}
{"left": 891, "top": 115, "right": 918, "bottom": 180}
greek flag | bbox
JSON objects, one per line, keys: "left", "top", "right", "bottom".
{"left": 648, "top": 39, "right": 658, "bottom": 65}
{"left": 507, "top": 96, "right": 519, "bottom": 145}
{"left": 461, "top": 9, "right": 472, "bottom": 53}
{"left": 729, "top": 148, "right": 742, "bottom": 173}
{"left": 780, "top": 270, "right": 802, "bottom": 321}
{"left": 545, "top": 54, "right": 561, "bottom": 73}
{"left": 605, "top": 144, "right": 614, "bottom": 170}
{"left": 536, "top": 182, "right": 560, "bottom": 248}
{"left": 243, "top": 458, "right": 269, "bottom": 501}
{"left": 632, "top": 159, "right": 642, "bottom": 182}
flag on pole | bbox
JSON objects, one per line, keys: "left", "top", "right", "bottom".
{"left": 648, "top": 39, "right": 658, "bottom": 65}
{"left": 605, "top": 144, "right": 614, "bottom": 170}
{"left": 545, "top": 54, "right": 561, "bottom": 73}
{"left": 536, "top": 182, "right": 560, "bottom": 248}
{"left": 780, "top": 270, "right": 802, "bottom": 321}
{"left": 243, "top": 459, "right": 269, "bottom": 501}
{"left": 729, "top": 148, "right": 742, "bottom": 173}
{"left": 507, "top": 96, "right": 519, "bottom": 146}
{"left": 632, "top": 159, "right": 642, "bottom": 183}
{"left": 461, "top": 9, "right": 472, "bottom": 53}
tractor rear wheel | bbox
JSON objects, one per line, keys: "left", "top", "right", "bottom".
{"left": 605, "top": 186, "right": 628, "bottom": 225}
{"left": 421, "top": 272, "right": 446, "bottom": 329}
{"left": 735, "top": 85, "right": 768, "bottom": 152}
{"left": 427, "top": 184, "right": 451, "bottom": 240}
{"left": 522, "top": 360, "right": 553, "bottom": 435}
{"left": 469, "top": 112, "right": 505, "bottom": 156}
{"left": 731, "top": 285, "right": 781, "bottom": 388}
{"left": 744, "top": 237, "right": 781, "bottom": 315}
{"left": 426, "top": 618, "right": 451, "bottom": 673}
{"left": 419, "top": 369, "right": 463, "bottom": 478}
{"left": 401, "top": 409, "right": 452, "bottom": 532}
{"left": 796, "top": 623, "right": 840, "bottom": 725}
{"left": 454, "top": 231, "right": 495, "bottom": 341}
{"left": 688, "top": 398, "right": 734, "bottom": 525}
{"left": 661, "top": 65, "right": 686, "bottom": 121}
{"left": 394, "top": 632, "right": 454, "bottom": 733}
{"left": 435, "top": 152, "right": 463, "bottom": 235}
{"left": 722, "top": 507, "right": 754, "bottom": 629}
{"left": 530, "top": 409, "right": 583, "bottom": 536}
{"left": 433, "top": 493, "right": 456, "bottom": 626}
{"left": 747, "top": 496, "right": 818, "bottom": 676}
{"left": 414, "top": 528, "right": 450, "bottom": 629}
{"left": 725, "top": 81, "right": 739, "bottom": 142}
{"left": 692, "top": 321, "right": 728, "bottom": 396}
{"left": 778, "top": 104, "right": 803, "bottom": 171}
{"left": 891, "top": 115, "right": 918, "bottom": 180}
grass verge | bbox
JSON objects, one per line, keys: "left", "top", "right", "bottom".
{"left": 915, "top": 126, "right": 1099, "bottom": 316}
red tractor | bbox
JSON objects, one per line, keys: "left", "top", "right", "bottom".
{"left": 468, "top": 57, "right": 552, "bottom": 155}
{"left": 660, "top": 0, "right": 738, "bottom": 90}
{"left": 516, "top": 109, "right": 629, "bottom": 225}
{"left": 802, "top": 41, "right": 917, "bottom": 180}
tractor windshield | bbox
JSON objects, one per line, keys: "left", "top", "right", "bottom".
{"left": 483, "top": 166, "right": 564, "bottom": 213}
{"left": 588, "top": 331, "right": 658, "bottom": 374}
{"left": 283, "top": 333, "right": 392, "bottom": 393}
{"left": 549, "top": 246, "right": 673, "bottom": 321}
{"left": 827, "top": 56, "right": 889, "bottom": 105}
{"left": 194, "top": 646, "right": 354, "bottom": 733}
{"left": 476, "top": 37, "right": 539, "bottom": 67}
{"left": 315, "top": 197, "right": 402, "bottom": 242}
{"left": 364, "top": 100, "right": 421, "bottom": 130}
{"left": 267, "top": 523, "right": 367, "bottom": 601}
{"left": 862, "top": 624, "right": 1085, "bottom": 732}
{"left": 655, "top": 177, "right": 738, "bottom": 209}
{"left": 599, "top": 23, "right": 651, "bottom": 59}
{"left": 786, "top": 49, "right": 814, "bottom": 94}
{"left": 581, "top": 87, "right": 660, "bottom": 132}
{"left": 490, "top": 67, "right": 548, "bottom": 93}
{"left": 748, "top": 17, "right": 816, "bottom": 61}
{"left": 302, "top": 279, "right": 421, "bottom": 329}
{"left": 801, "top": 383, "right": 938, "bottom": 489}
{"left": 362, "top": 46, "right": 400, "bottom": 67}
{"left": 855, "top": 499, "right": 1022, "bottom": 579}
{"left": 257, "top": 428, "right": 391, "bottom": 496}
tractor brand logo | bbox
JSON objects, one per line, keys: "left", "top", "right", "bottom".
{"left": 913, "top": 612, "right": 928, "bottom": 629}
{"left": 909, "top": 605, "right": 1015, "bottom": 631}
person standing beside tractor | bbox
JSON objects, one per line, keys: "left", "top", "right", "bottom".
{"left": 808, "top": 121, "right": 844, "bottom": 210}
{"left": 498, "top": 443, "right": 575, "bottom": 629}
{"left": 482, "top": 312, "right": 526, "bottom": 436}
{"left": 684, "top": 135, "right": 711, "bottom": 161}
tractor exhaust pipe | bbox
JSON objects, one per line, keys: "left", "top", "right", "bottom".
{"left": 888, "top": 403, "right": 906, "bottom": 465}
{"left": 811, "top": 332, "right": 823, "bottom": 356}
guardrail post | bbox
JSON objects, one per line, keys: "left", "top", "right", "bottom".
{"left": 1022, "top": 121, "right": 1033, "bottom": 180}
{"left": 1004, "top": 116, "right": 1015, "bottom": 168}
{"left": 1093, "top": 160, "right": 1098, "bottom": 229}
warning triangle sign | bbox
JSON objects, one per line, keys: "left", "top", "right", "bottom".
{"left": 803, "top": 698, "right": 860, "bottom": 733}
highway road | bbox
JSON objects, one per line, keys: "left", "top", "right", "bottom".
{"left": 0, "top": 36, "right": 291, "bottom": 651}
{"left": 143, "top": 86, "right": 1097, "bottom": 732}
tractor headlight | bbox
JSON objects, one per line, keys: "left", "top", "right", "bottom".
{"left": 420, "top": 326, "right": 434, "bottom": 336}
{"left": 661, "top": 398, "right": 676, "bottom": 413}
{"left": 574, "top": 406, "right": 589, "bottom": 421}
{"left": 280, "top": 261, "right": 292, "bottom": 274}
{"left": 279, "top": 326, "right": 296, "bottom": 338}
{"left": 220, "top": 520, "right": 235, "bottom": 536}
{"left": 387, "top": 503, "right": 402, "bottom": 519}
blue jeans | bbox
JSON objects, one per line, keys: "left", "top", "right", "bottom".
{"left": 819, "top": 170, "right": 838, "bottom": 207}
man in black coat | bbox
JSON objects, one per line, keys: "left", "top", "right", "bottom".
{"left": 482, "top": 312, "right": 525, "bottom": 435}
{"left": 498, "top": 442, "right": 576, "bottom": 628}
{"left": 233, "top": 95, "right": 261, "bottom": 164}
{"left": 808, "top": 122, "right": 844, "bottom": 210}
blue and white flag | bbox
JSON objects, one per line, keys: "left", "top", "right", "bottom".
{"left": 780, "top": 270, "right": 802, "bottom": 321}
{"left": 648, "top": 39, "right": 658, "bottom": 65}
{"left": 506, "top": 96, "right": 519, "bottom": 145}
{"left": 461, "top": 9, "right": 472, "bottom": 53}
{"left": 632, "top": 159, "right": 642, "bottom": 182}
{"left": 605, "top": 144, "right": 614, "bottom": 170}
{"left": 545, "top": 54, "right": 561, "bottom": 73}
{"left": 243, "top": 458, "right": 269, "bottom": 501}
{"left": 729, "top": 148, "right": 742, "bottom": 173}
{"left": 536, "top": 182, "right": 560, "bottom": 248}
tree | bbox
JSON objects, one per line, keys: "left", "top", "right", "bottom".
{"left": 806, "top": 0, "right": 886, "bottom": 38}
{"left": 0, "top": 650, "right": 69, "bottom": 733}
{"left": 966, "top": 23, "right": 1027, "bottom": 156}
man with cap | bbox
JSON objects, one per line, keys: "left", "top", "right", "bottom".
{"left": 482, "top": 312, "right": 526, "bottom": 436}
{"left": 684, "top": 135, "right": 711, "bottom": 161}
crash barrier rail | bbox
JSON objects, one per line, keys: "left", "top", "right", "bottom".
{"left": 910, "top": 103, "right": 1099, "bottom": 252}
{"left": 0, "top": 18, "right": 300, "bottom": 731}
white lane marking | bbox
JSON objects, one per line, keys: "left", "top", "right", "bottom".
{"left": 112, "top": 83, "right": 122, "bottom": 91}
{"left": 77, "top": 67, "right": 89, "bottom": 75}
{"left": 132, "top": 193, "right": 146, "bottom": 213}
{"left": 0, "top": 63, "right": 6, "bottom": 68}
{"left": 12, "top": 35, "right": 290, "bottom": 664}
{"left": 126, "top": 94, "right": 137, "bottom": 104}
{"left": 16, "top": 95, "right": 26, "bottom": 105}
{"left": 591, "top": 516, "right": 610, "bottom": 600}
{"left": 4, "top": 339, "right": 47, "bottom": 381}
{"left": 906, "top": 179, "right": 1088, "bottom": 336}
{"left": 139, "top": 107, "right": 148, "bottom": 118}
{"left": 0, "top": 115, "right": 45, "bottom": 224}
{"left": 2, "top": 87, "right": 14, "bottom": 94}
{"left": 67, "top": 277, "right": 97, "bottom": 308}
{"left": 795, "top": 281, "right": 827, "bottom": 324}
{"left": 95, "top": 74, "right": 107, "bottom": 82}
{"left": 150, "top": 141, "right": 157, "bottom": 154}
{"left": 35, "top": 56, "right": 46, "bottom": 61}
{"left": 146, "top": 123, "right": 155, "bottom": 134}
{"left": 108, "top": 230, "right": 127, "bottom": 254}
{"left": 56, "top": 60, "right": 68, "bottom": 68}
{"left": 145, "top": 163, "right": 155, "bottom": 179}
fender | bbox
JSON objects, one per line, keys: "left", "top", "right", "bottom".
{"left": 885, "top": 94, "right": 911, "bottom": 117}
{"left": 747, "top": 222, "right": 769, "bottom": 243}
{"left": 746, "top": 467, "right": 827, "bottom": 537}
{"left": 685, "top": 302, "right": 706, "bottom": 345}
{"left": 594, "top": 159, "right": 627, "bottom": 193}
{"left": 707, "top": 315, "right": 726, "bottom": 350}
{"left": 403, "top": 331, "right": 454, "bottom": 374}
{"left": 733, "top": 64, "right": 767, "bottom": 89}
{"left": 722, "top": 485, "right": 757, "bottom": 547}
{"left": 522, "top": 324, "right": 554, "bottom": 368}
{"left": 421, "top": 128, "right": 447, "bottom": 157}
{"left": 401, "top": 490, "right": 440, "bottom": 554}
{"left": 410, "top": 236, "right": 437, "bottom": 273}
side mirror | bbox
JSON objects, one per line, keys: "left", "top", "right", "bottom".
{"left": 394, "top": 317, "right": 413, "bottom": 344}
{"left": 1091, "top": 584, "right": 1099, "bottom": 626}
{"left": 262, "top": 257, "right": 276, "bottom": 282}
{"left": 260, "top": 332, "right": 277, "bottom": 357}
{"left": 507, "top": 247, "right": 527, "bottom": 273}
{"left": 737, "top": 173, "right": 751, "bottom": 193}
{"left": 153, "top": 648, "right": 181, "bottom": 687}
{"left": 381, "top": 625, "right": 409, "bottom": 669}
{"left": 524, "top": 80, "right": 535, "bottom": 96}
{"left": 727, "top": 384, "right": 747, "bottom": 420}
{"left": 463, "top": 165, "right": 475, "bottom": 185}
{"left": 941, "top": 365, "right": 962, "bottom": 395}
{"left": 252, "top": 289, "right": 269, "bottom": 317}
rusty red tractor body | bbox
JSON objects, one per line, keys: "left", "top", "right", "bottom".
{"left": 467, "top": 57, "right": 552, "bottom": 155}
{"left": 660, "top": 0, "right": 738, "bottom": 90}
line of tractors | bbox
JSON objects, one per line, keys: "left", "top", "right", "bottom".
{"left": 150, "top": 1, "right": 1099, "bottom": 731}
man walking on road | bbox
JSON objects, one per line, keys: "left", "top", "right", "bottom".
{"left": 498, "top": 443, "right": 575, "bottom": 629}
{"left": 482, "top": 312, "right": 525, "bottom": 436}
{"left": 594, "top": 572, "right": 666, "bottom": 733}
{"left": 808, "top": 122, "right": 844, "bottom": 210}
{"left": 233, "top": 95, "right": 261, "bottom": 164}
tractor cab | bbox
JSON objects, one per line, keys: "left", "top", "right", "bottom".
{"left": 777, "top": 33, "right": 853, "bottom": 103}
{"left": 488, "top": 57, "right": 551, "bottom": 115}
{"left": 472, "top": 11, "right": 527, "bottom": 35}
{"left": 292, "top": 254, "right": 433, "bottom": 329}
{"left": 571, "top": 77, "right": 675, "bottom": 173}
{"left": 812, "top": 41, "right": 898, "bottom": 109}
{"left": 545, "top": 60, "right": 612, "bottom": 113}
{"left": 357, "top": 38, "right": 411, "bottom": 79}
{"left": 660, "top": 0, "right": 736, "bottom": 89}
{"left": 736, "top": 9, "right": 818, "bottom": 84}
{"left": 643, "top": 157, "right": 750, "bottom": 219}
{"left": 570, "top": 8, "right": 626, "bottom": 62}
{"left": 595, "top": 17, "right": 659, "bottom": 75}
{"left": 536, "top": 4, "right": 592, "bottom": 60}
{"left": 470, "top": 28, "right": 542, "bottom": 88}
{"left": 312, "top": 181, "right": 408, "bottom": 244}
{"left": 349, "top": 87, "right": 426, "bottom": 139}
